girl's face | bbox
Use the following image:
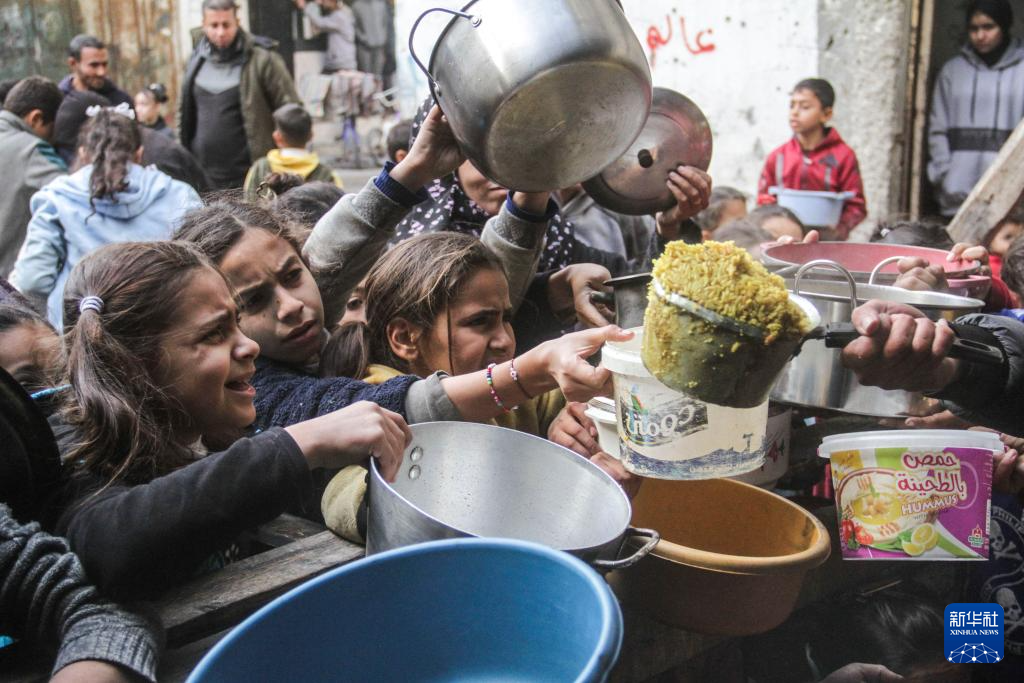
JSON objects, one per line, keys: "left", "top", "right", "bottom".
{"left": 218, "top": 230, "right": 326, "bottom": 366}
{"left": 0, "top": 321, "right": 60, "bottom": 392}
{"left": 402, "top": 267, "right": 516, "bottom": 377}
{"left": 969, "top": 12, "right": 1003, "bottom": 55}
{"left": 133, "top": 92, "right": 160, "bottom": 126}
{"left": 341, "top": 282, "right": 367, "bottom": 326}
{"left": 458, "top": 161, "right": 508, "bottom": 216}
{"left": 154, "top": 268, "right": 260, "bottom": 443}
{"left": 989, "top": 221, "right": 1022, "bottom": 257}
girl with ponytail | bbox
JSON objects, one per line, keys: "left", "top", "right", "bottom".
{"left": 52, "top": 241, "right": 413, "bottom": 599}
{"left": 317, "top": 233, "right": 636, "bottom": 542}
{"left": 11, "top": 108, "right": 200, "bottom": 328}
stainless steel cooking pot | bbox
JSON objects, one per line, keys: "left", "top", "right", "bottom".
{"left": 409, "top": 0, "right": 652, "bottom": 191}
{"left": 367, "top": 422, "right": 658, "bottom": 570}
{"left": 771, "top": 261, "right": 984, "bottom": 417}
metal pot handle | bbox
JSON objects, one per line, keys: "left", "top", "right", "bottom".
{"left": 793, "top": 259, "right": 858, "bottom": 310}
{"left": 408, "top": 8, "right": 483, "bottom": 103}
{"left": 592, "top": 527, "right": 660, "bottom": 571}
{"left": 868, "top": 255, "right": 907, "bottom": 285}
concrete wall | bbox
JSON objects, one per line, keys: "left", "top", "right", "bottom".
{"left": 817, "top": 0, "right": 913, "bottom": 234}
{"left": 393, "top": 0, "right": 914, "bottom": 229}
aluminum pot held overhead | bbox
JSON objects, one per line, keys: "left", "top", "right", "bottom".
{"left": 771, "top": 261, "right": 984, "bottom": 417}
{"left": 367, "top": 422, "right": 658, "bottom": 571}
{"left": 409, "top": 0, "right": 652, "bottom": 191}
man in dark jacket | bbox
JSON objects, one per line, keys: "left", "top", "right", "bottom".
{"left": 178, "top": 0, "right": 300, "bottom": 189}
{"left": 57, "top": 35, "right": 132, "bottom": 108}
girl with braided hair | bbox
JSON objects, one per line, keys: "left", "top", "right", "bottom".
{"left": 10, "top": 107, "right": 200, "bottom": 328}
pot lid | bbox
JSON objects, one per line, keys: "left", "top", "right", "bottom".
{"left": 582, "top": 88, "right": 712, "bottom": 216}
{"left": 785, "top": 277, "right": 984, "bottom": 311}
{"left": 763, "top": 242, "right": 979, "bottom": 280}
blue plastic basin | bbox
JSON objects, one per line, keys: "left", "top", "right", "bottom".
{"left": 187, "top": 538, "right": 623, "bottom": 682}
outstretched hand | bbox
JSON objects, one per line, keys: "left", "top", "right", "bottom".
{"left": 390, "top": 105, "right": 465, "bottom": 190}
{"left": 841, "top": 300, "right": 960, "bottom": 393}
{"left": 656, "top": 166, "right": 712, "bottom": 239}
{"left": 540, "top": 325, "right": 633, "bottom": 402}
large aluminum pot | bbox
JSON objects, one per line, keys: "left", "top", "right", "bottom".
{"left": 771, "top": 261, "right": 984, "bottom": 417}
{"left": 367, "top": 422, "right": 658, "bottom": 570}
{"left": 409, "top": 0, "right": 652, "bottom": 191}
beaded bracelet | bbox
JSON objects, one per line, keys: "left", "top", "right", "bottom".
{"left": 509, "top": 357, "right": 533, "bottom": 399}
{"left": 486, "top": 362, "right": 511, "bottom": 413}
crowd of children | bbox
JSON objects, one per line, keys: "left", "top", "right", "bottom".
{"left": 4, "top": 2, "right": 1024, "bottom": 681}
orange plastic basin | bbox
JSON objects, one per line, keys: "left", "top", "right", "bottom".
{"left": 608, "top": 478, "right": 830, "bottom": 635}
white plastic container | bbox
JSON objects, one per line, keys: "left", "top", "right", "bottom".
{"left": 601, "top": 328, "right": 768, "bottom": 480}
{"left": 731, "top": 405, "right": 791, "bottom": 489}
{"left": 818, "top": 430, "right": 1000, "bottom": 560}
{"left": 584, "top": 397, "right": 619, "bottom": 458}
{"left": 769, "top": 187, "right": 855, "bottom": 228}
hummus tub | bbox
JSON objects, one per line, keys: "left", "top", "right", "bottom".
{"left": 818, "top": 430, "right": 1000, "bottom": 560}
{"left": 602, "top": 328, "right": 768, "bottom": 480}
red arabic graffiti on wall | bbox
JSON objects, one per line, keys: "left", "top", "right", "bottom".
{"left": 646, "top": 14, "right": 716, "bottom": 68}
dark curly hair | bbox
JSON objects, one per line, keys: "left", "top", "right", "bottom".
{"left": 77, "top": 109, "right": 142, "bottom": 210}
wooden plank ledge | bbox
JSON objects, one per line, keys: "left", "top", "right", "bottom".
{"left": 154, "top": 530, "right": 363, "bottom": 647}
{"left": 948, "top": 115, "right": 1024, "bottom": 244}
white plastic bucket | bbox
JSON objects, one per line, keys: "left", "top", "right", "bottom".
{"left": 585, "top": 397, "right": 619, "bottom": 458}
{"left": 818, "top": 430, "right": 1000, "bottom": 560}
{"left": 601, "top": 328, "right": 768, "bottom": 480}
{"left": 769, "top": 187, "right": 855, "bottom": 228}
{"left": 731, "top": 405, "right": 791, "bottom": 489}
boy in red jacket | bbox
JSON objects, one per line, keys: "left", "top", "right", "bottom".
{"left": 757, "top": 78, "right": 867, "bottom": 239}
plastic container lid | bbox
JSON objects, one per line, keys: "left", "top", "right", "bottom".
{"left": 818, "top": 429, "right": 1003, "bottom": 459}
{"left": 600, "top": 327, "right": 649, "bottom": 377}
{"left": 585, "top": 404, "right": 616, "bottom": 425}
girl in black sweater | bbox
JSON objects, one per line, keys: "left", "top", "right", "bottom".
{"left": 51, "top": 241, "right": 412, "bottom": 599}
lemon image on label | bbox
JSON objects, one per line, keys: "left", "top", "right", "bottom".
{"left": 911, "top": 523, "right": 939, "bottom": 551}
{"left": 902, "top": 540, "right": 926, "bottom": 557}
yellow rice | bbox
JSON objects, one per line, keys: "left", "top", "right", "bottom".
{"left": 650, "top": 240, "right": 810, "bottom": 344}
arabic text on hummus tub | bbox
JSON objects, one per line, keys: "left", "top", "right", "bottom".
{"left": 819, "top": 431, "right": 998, "bottom": 561}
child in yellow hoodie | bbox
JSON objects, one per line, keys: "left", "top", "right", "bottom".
{"left": 319, "top": 232, "right": 631, "bottom": 542}
{"left": 243, "top": 103, "right": 343, "bottom": 200}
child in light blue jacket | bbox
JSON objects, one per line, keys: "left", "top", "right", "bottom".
{"left": 11, "top": 108, "right": 200, "bottom": 327}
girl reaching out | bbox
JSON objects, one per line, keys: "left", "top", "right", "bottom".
{"left": 316, "top": 231, "right": 637, "bottom": 541}
{"left": 49, "top": 241, "right": 412, "bottom": 599}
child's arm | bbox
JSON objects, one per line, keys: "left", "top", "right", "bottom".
{"left": 437, "top": 325, "right": 631, "bottom": 422}
{"left": 9, "top": 191, "right": 66, "bottom": 313}
{"left": 480, "top": 191, "right": 552, "bottom": 312}
{"left": 302, "top": 106, "right": 463, "bottom": 326}
{"left": 0, "top": 506, "right": 161, "bottom": 681}
{"left": 756, "top": 150, "right": 780, "bottom": 206}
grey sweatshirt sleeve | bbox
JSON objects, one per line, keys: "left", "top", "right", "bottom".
{"left": 480, "top": 203, "right": 546, "bottom": 313}
{"left": 404, "top": 372, "right": 462, "bottom": 423}
{"left": 302, "top": 178, "right": 414, "bottom": 327}
{"left": 926, "top": 64, "right": 954, "bottom": 187}
{"left": 0, "top": 505, "right": 161, "bottom": 681}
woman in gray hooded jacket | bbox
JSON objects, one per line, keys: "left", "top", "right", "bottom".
{"left": 928, "top": 0, "right": 1024, "bottom": 217}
